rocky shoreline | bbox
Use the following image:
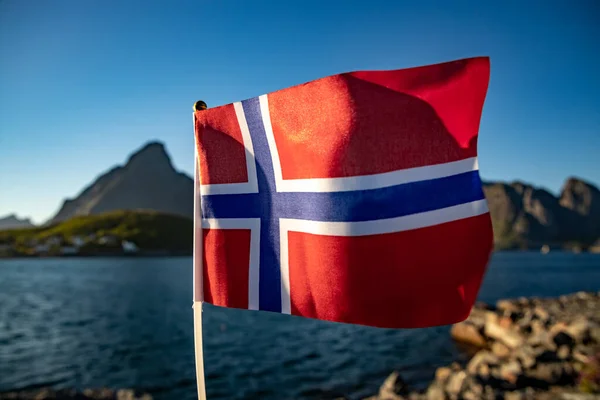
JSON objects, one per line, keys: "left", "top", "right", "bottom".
{"left": 363, "top": 291, "right": 600, "bottom": 400}
{"left": 0, "top": 388, "right": 152, "bottom": 400}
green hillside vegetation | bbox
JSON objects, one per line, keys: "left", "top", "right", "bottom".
{"left": 0, "top": 210, "right": 193, "bottom": 257}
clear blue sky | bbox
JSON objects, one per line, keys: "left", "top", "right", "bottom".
{"left": 1, "top": 0, "right": 599, "bottom": 224}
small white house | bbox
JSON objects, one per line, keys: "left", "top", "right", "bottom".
{"left": 71, "top": 236, "right": 85, "bottom": 247}
{"left": 122, "top": 240, "right": 139, "bottom": 253}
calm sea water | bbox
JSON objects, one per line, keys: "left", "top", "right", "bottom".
{"left": 1, "top": 253, "right": 599, "bottom": 400}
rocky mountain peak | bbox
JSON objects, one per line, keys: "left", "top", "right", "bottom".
{"left": 559, "top": 177, "right": 600, "bottom": 216}
{"left": 0, "top": 214, "right": 34, "bottom": 230}
{"left": 483, "top": 177, "right": 600, "bottom": 250}
{"left": 46, "top": 141, "right": 193, "bottom": 224}
{"left": 125, "top": 141, "right": 174, "bottom": 171}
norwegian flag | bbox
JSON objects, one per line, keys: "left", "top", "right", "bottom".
{"left": 193, "top": 57, "right": 493, "bottom": 329}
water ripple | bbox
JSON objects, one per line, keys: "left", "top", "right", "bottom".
{"left": 1, "top": 253, "right": 599, "bottom": 399}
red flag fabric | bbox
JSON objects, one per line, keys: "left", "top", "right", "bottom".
{"left": 193, "top": 57, "right": 493, "bottom": 329}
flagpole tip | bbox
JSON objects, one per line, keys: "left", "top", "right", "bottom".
{"left": 194, "top": 100, "right": 207, "bottom": 111}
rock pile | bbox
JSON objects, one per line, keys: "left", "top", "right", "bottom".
{"left": 0, "top": 388, "right": 152, "bottom": 400}
{"left": 364, "top": 291, "right": 600, "bottom": 400}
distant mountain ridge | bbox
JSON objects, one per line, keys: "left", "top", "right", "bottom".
{"left": 5, "top": 140, "right": 599, "bottom": 250}
{"left": 0, "top": 214, "right": 34, "bottom": 230}
{"left": 483, "top": 177, "right": 600, "bottom": 250}
{"left": 47, "top": 141, "right": 193, "bottom": 224}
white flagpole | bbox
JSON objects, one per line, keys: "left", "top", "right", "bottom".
{"left": 193, "top": 303, "right": 206, "bottom": 400}
{"left": 193, "top": 101, "right": 207, "bottom": 400}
